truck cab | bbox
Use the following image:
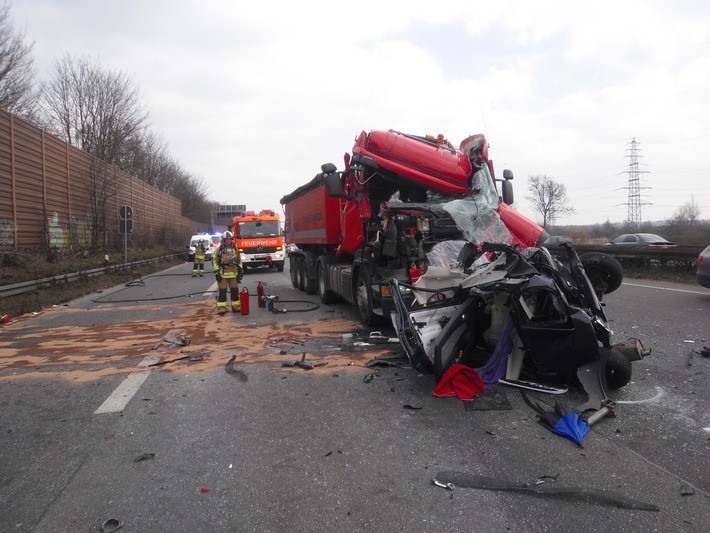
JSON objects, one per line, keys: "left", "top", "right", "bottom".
{"left": 232, "top": 210, "right": 285, "bottom": 272}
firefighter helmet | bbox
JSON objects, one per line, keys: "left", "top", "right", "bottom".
{"left": 222, "top": 230, "right": 233, "bottom": 240}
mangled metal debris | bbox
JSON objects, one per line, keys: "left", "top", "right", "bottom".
{"left": 280, "top": 352, "right": 327, "bottom": 370}
{"left": 434, "top": 471, "right": 660, "bottom": 512}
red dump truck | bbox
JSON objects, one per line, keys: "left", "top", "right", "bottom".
{"left": 280, "top": 129, "right": 608, "bottom": 326}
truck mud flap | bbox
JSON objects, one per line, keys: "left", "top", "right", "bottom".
{"left": 389, "top": 279, "right": 434, "bottom": 373}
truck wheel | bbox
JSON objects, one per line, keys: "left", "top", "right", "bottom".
{"left": 317, "top": 261, "right": 336, "bottom": 304}
{"left": 277, "top": 263, "right": 284, "bottom": 272}
{"left": 355, "top": 269, "right": 383, "bottom": 326}
{"left": 290, "top": 255, "right": 300, "bottom": 289}
{"left": 580, "top": 253, "right": 623, "bottom": 296}
{"left": 599, "top": 347, "right": 632, "bottom": 389}
{"left": 301, "top": 252, "right": 318, "bottom": 294}
{"left": 296, "top": 257, "right": 306, "bottom": 291}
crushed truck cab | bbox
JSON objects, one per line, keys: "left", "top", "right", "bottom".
{"left": 280, "top": 129, "right": 551, "bottom": 326}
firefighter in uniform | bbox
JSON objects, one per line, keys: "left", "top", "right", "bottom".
{"left": 213, "top": 231, "right": 243, "bottom": 314}
{"left": 192, "top": 240, "right": 207, "bottom": 277}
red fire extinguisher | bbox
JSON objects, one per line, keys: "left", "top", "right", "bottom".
{"left": 240, "top": 286, "right": 250, "bottom": 315}
{"left": 257, "top": 281, "right": 265, "bottom": 308}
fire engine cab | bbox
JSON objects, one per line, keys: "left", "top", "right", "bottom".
{"left": 232, "top": 209, "right": 285, "bottom": 272}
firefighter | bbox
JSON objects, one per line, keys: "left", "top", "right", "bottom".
{"left": 213, "top": 230, "right": 243, "bottom": 315}
{"left": 192, "top": 240, "right": 207, "bottom": 277}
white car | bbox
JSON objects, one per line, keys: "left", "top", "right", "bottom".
{"left": 187, "top": 233, "right": 214, "bottom": 262}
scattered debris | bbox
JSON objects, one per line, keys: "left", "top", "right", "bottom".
{"left": 403, "top": 404, "right": 423, "bottom": 410}
{"left": 680, "top": 484, "right": 695, "bottom": 496}
{"left": 135, "top": 453, "right": 155, "bottom": 462}
{"left": 163, "top": 329, "right": 191, "bottom": 346}
{"left": 147, "top": 355, "right": 191, "bottom": 367}
{"left": 225, "top": 355, "right": 248, "bottom": 381}
{"left": 432, "top": 480, "right": 455, "bottom": 490}
{"left": 101, "top": 518, "right": 123, "bottom": 532}
{"left": 523, "top": 392, "right": 590, "bottom": 446}
{"left": 701, "top": 346, "right": 710, "bottom": 358}
{"left": 435, "top": 471, "right": 660, "bottom": 512}
{"left": 280, "top": 352, "right": 327, "bottom": 370}
{"left": 462, "top": 385, "right": 512, "bottom": 411}
{"left": 612, "top": 338, "right": 650, "bottom": 361}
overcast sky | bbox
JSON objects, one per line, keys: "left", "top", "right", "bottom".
{"left": 13, "top": 0, "right": 710, "bottom": 226}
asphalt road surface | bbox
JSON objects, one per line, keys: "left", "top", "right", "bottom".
{"left": 0, "top": 261, "right": 709, "bottom": 532}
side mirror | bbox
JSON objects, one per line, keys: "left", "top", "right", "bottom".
{"left": 502, "top": 169, "right": 514, "bottom": 180}
{"left": 321, "top": 163, "right": 337, "bottom": 174}
{"left": 501, "top": 179, "right": 514, "bottom": 205}
{"left": 322, "top": 169, "right": 346, "bottom": 198}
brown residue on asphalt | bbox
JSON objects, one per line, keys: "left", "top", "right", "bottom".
{"left": 0, "top": 300, "right": 393, "bottom": 382}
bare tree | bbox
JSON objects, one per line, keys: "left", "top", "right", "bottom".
{"left": 669, "top": 196, "right": 701, "bottom": 231}
{"left": 0, "top": 3, "right": 38, "bottom": 119}
{"left": 526, "top": 175, "right": 575, "bottom": 228}
{"left": 40, "top": 54, "right": 148, "bottom": 166}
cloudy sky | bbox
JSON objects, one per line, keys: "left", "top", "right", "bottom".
{"left": 13, "top": 0, "right": 710, "bottom": 226}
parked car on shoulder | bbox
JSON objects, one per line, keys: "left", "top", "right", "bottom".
{"left": 697, "top": 245, "right": 710, "bottom": 289}
{"left": 609, "top": 233, "right": 676, "bottom": 249}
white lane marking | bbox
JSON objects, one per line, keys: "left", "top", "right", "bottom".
{"left": 615, "top": 386, "right": 665, "bottom": 404}
{"left": 94, "top": 356, "right": 160, "bottom": 414}
{"left": 622, "top": 282, "right": 709, "bottom": 295}
{"left": 204, "top": 281, "right": 217, "bottom": 297}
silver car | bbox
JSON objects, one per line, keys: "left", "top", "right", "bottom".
{"left": 609, "top": 233, "right": 676, "bottom": 249}
{"left": 697, "top": 245, "right": 710, "bottom": 288}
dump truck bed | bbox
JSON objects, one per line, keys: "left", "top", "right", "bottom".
{"left": 280, "top": 174, "right": 344, "bottom": 246}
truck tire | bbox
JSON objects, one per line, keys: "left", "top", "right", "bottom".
{"left": 302, "top": 254, "right": 317, "bottom": 295}
{"left": 580, "top": 252, "right": 623, "bottom": 296}
{"left": 355, "top": 268, "right": 384, "bottom": 326}
{"left": 317, "top": 260, "right": 337, "bottom": 304}
{"left": 599, "top": 347, "right": 632, "bottom": 389}
{"left": 291, "top": 255, "right": 302, "bottom": 289}
{"left": 297, "top": 257, "right": 307, "bottom": 291}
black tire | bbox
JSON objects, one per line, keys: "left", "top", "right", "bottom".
{"left": 317, "top": 261, "right": 337, "bottom": 304}
{"left": 277, "top": 263, "right": 284, "bottom": 272}
{"left": 292, "top": 255, "right": 302, "bottom": 289}
{"left": 297, "top": 256, "right": 307, "bottom": 292}
{"left": 599, "top": 347, "right": 632, "bottom": 389}
{"left": 289, "top": 256, "right": 298, "bottom": 288}
{"left": 355, "top": 268, "right": 383, "bottom": 326}
{"left": 581, "top": 252, "right": 623, "bottom": 296}
{"left": 303, "top": 256, "right": 317, "bottom": 295}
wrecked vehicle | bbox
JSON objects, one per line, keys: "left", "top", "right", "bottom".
{"left": 389, "top": 237, "right": 641, "bottom": 402}
{"left": 281, "top": 129, "right": 623, "bottom": 327}
{"left": 281, "top": 130, "right": 614, "bottom": 326}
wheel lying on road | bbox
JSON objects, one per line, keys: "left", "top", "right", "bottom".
{"left": 599, "top": 347, "right": 632, "bottom": 389}
{"left": 581, "top": 252, "right": 623, "bottom": 297}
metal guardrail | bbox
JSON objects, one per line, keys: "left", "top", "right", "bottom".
{"left": 555, "top": 244, "right": 703, "bottom": 266}
{"left": 0, "top": 256, "right": 178, "bottom": 299}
